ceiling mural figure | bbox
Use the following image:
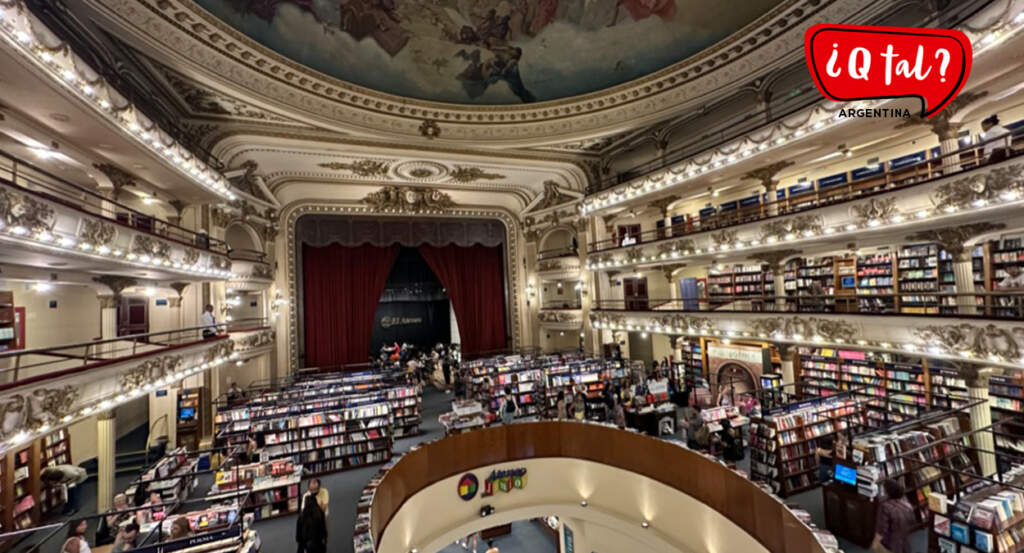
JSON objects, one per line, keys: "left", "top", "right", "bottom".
{"left": 196, "top": 0, "right": 783, "bottom": 104}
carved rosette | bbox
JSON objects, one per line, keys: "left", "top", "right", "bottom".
{"left": 913, "top": 323, "right": 1024, "bottom": 361}
{"left": 758, "top": 215, "right": 824, "bottom": 242}
{"left": 131, "top": 235, "right": 172, "bottom": 260}
{"left": 362, "top": 186, "right": 455, "bottom": 213}
{"left": 0, "top": 189, "right": 56, "bottom": 233}
{"left": 78, "top": 219, "right": 116, "bottom": 247}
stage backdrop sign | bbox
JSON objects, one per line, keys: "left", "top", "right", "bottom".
{"left": 370, "top": 299, "right": 449, "bottom": 351}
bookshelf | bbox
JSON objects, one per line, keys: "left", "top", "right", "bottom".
{"left": 898, "top": 243, "right": 940, "bottom": 314}
{"left": 213, "top": 459, "right": 302, "bottom": 521}
{"left": 177, "top": 387, "right": 207, "bottom": 450}
{"left": 543, "top": 359, "right": 627, "bottom": 418}
{"left": 709, "top": 264, "right": 772, "bottom": 307}
{"left": 386, "top": 385, "right": 422, "bottom": 438}
{"left": 39, "top": 429, "right": 71, "bottom": 518}
{"left": 991, "top": 237, "right": 1024, "bottom": 317}
{"left": 856, "top": 251, "right": 895, "bottom": 313}
{"left": 749, "top": 396, "right": 866, "bottom": 496}
{"left": 938, "top": 246, "right": 986, "bottom": 314}
{"left": 0, "top": 291, "right": 14, "bottom": 350}
{"left": 677, "top": 339, "right": 704, "bottom": 386}
{"left": 796, "top": 256, "right": 836, "bottom": 312}
{"left": 258, "top": 402, "right": 393, "bottom": 476}
{"left": 932, "top": 467, "right": 1024, "bottom": 553}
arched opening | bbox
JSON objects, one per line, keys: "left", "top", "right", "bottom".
{"left": 538, "top": 227, "right": 576, "bottom": 258}
{"left": 224, "top": 222, "right": 262, "bottom": 257}
{"left": 713, "top": 362, "right": 757, "bottom": 407}
{"left": 370, "top": 247, "right": 454, "bottom": 355}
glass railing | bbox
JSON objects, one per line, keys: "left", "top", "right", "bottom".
{"left": 591, "top": 291, "right": 1024, "bottom": 320}
{"left": 0, "top": 150, "right": 229, "bottom": 254}
{"left": 0, "top": 318, "right": 267, "bottom": 389}
{"left": 589, "top": 127, "right": 1024, "bottom": 253}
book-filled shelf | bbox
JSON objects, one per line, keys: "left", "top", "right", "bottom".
{"left": 212, "top": 459, "right": 302, "bottom": 521}
{"left": 464, "top": 354, "right": 547, "bottom": 418}
{"left": 674, "top": 338, "right": 704, "bottom": 387}
{"left": 544, "top": 358, "right": 628, "bottom": 418}
{"left": 39, "top": 429, "right": 71, "bottom": 518}
{"left": 257, "top": 402, "right": 393, "bottom": 476}
{"left": 749, "top": 392, "right": 868, "bottom": 497}
{"left": 928, "top": 460, "right": 1024, "bottom": 553}
{"left": 708, "top": 263, "right": 772, "bottom": 308}
{"left": 0, "top": 430, "right": 76, "bottom": 538}
{"left": 822, "top": 407, "right": 978, "bottom": 547}
{"left": 991, "top": 236, "right": 1024, "bottom": 318}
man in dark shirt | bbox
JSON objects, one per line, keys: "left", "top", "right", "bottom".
{"left": 872, "top": 479, "right": 916, "bottom": 553}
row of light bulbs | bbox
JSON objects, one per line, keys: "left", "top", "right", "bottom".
{"left": 580, "top": 14, "right": 1024, "bottom": 217}
{"left": 0, "top": 222, "right": 237, "bottom": 278}
{"left": 6, "top": 352, "right": 239, "bottom": 447}
{"left": 584, "top": 190, "right": 1022, "bottom": 271}
{"left": 591, "top": 320, "right": 1024, "bottom": 367}
{"left": 0, "top": 4, "right": 236, "bottom": 201}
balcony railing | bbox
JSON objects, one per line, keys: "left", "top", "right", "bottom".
{"left": 0, "top": 318, "right": 266, "bottom": 389}
{"left": 589, "top": 127, "right": 1024, "bottom": 253}
{"left": 0, "top": 150, "right": 229, "bottom": 254}
{"left": 587, "top": 88, "right": 822, "bottom": 194}
{"left": 537, "top": 245, "right": 578, "bottom": 260}
{"left": 591, "top": 291, "right": 1024, "bottom": 320}
{"left": 541, "top": 300, "right": 582, "bottom": 310}
{"left": 228, "top": 248, "right": 267, "bottom": 263}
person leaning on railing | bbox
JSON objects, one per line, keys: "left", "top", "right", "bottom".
{"left": 200, "top": 304, "right": 219, "bottom": 339}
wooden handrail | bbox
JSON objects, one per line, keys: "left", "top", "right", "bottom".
{"left": 371, "top": 422, "right": 827, "bottom": 553}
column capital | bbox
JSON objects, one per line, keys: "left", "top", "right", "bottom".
{"left": 742, "top": 160, "right": 795, "bottom": 190}
{"left": 894, "top": 90, "right": 987, "bottom": 139}
{"left": 648, "top": 195, "right": 681, "bottom": 219}
{"left": 93, "top": 275, "right": 137, "bottom": 298}
{"left": 774, "top": 343, "right": 798, "bottom": 359}
{"left": 964, "top": 366, "right": 996, "bottom": 389}
{"left": 96, "top": 409, "right": 116, "bottom": 421}
{"left": 905, "top": 222, "right": 1005, "bottom": 260}
{"left": 98, "top": 295, "right": 117, "bottom": 310}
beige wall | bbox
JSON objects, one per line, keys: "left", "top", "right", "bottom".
{"left": 379, "top": 457, "right": 769, "bottom": 553}
{"left": 540, "top": 330, "right": 580, "bottom": 353}
{"left": 69, "top": 396, "right": 150, "bottom": 465}
{"left": 1, "top": 280, "right": 100, "bottom": 349}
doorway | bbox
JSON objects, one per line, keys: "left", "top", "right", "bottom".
{"left": 622, "top": 277, "right": 648, "bottom": 310}
{"left": 118, "top": 296, "right": 149, "bottom": 337}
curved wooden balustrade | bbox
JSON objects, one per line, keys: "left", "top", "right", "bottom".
{"left": 370, "top": 422, "right": 827, "bottom": 553}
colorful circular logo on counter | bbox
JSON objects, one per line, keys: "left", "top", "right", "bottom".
{"left": 457, "top": 473, "right": 478, "bottom": 501}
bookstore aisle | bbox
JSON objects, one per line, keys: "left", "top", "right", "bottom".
{"left": 257, "top": 387, "right": 450, "bottom": 553}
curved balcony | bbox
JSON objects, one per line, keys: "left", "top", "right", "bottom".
{"left": 538, "top": 307, "right": 583, "bottom": 330}
{"left": 0, "top": 318, "right": 270, "bottom": 455}
{"left": 586, "top": 150, "right": 1024, "bottom": 271}
{"left": 587, "top": 306, "right": 1024, "bottom": 371}
{"left": 536, "top": 255, "right": 581, "bottom": 280}
{"left": 362, "top": 421, "right": 829, "bottom": 553}
{"left": 0, "top": 151, "right": 235, "bottom": 279}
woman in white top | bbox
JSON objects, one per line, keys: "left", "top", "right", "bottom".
{"left": 62, "top": 519, "right": 91, "bottom": 553}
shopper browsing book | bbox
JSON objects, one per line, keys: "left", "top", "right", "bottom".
{"left": 872, "top": 479, "right": 916, "bottom": 553}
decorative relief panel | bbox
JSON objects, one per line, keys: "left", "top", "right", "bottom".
{"left": 78, "top": 219, "right": 117, "bottom": 247}
{"left": 0, "top": 386, "right": 78, "bottom": 442}
{"left": 0, "top": 189, "right": 56, "bottom": 233}
{"left": 362, "top": 186, "right": 455, "bottom": 214}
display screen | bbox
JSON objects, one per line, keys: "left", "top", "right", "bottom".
{"left": 179, "top": 407, "right": 196, "bottom": 421}
{"left": 841, "top": 276, "right": 856, "bottom": 288}
{"left": 834, "top": 464, "right": 857, "bottom": 485}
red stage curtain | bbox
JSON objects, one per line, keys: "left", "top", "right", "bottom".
{"left": 302, "top": 243, "right": 399, "bottom": 367}
{"left": 419, "top": 245, "right": 507, "bottom": 355}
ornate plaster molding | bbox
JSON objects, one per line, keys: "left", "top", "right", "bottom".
{"left": 914, "top": 324, "right": 1024, "bottom": 362}
{"left": 905, "top": 222, "right": 1006, "bottom": 259}
{"left": 931, "top": 164, "right": 1024, "bottom": 213}
{"left": 0, "top": 188, "right": 56, "bottom": 233}
{"left": 850, "top": 197, "right": 900, "bottom": 225}
{"left": 0, "top": 386, "right": 78, "bottom": 442}
{"left": 749, "top": 316, "right": 858, "bottom": 343}
{"left": 758, "top": 215, "right": 824, "bottom": 243}
{"left": 362, "top": 186, "right": 455, "bottom": 214}
{"left": 77, "top": 219, "right": 117, "bottom": 247}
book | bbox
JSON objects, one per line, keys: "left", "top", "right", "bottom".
{"left": 951, "top": 522, "right": 970, "bottom": 544}
{"left": 974, "top": 529, "right": 993, "bottom": 552}
{"left": 938, "top": 537, "right": 957, "bottom": 553}
{"left": 933, "top": 514, "right": 951, "bottom": 536}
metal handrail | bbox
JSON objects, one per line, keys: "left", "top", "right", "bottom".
{"left": 227, "top": 248, "right": 268, "bottom": 263}
{"left": 588, "top": 126, "right": 1023, "bottom": 253}
{"left": 0, "top": 150, "right": 229, "bottom": 254}
{"left": 590, "top": 291, "right": 1024, "bottom": 320}
{"left": 0, "top": 318, "right": 267, "bottom": 388}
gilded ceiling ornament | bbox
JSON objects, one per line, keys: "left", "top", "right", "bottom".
{"left": 749, "top": 249, "right": 802, "bottom": 271}
{"left": 657, "top": 239, "right": 695, "bottom": 256}
{"left": 850, "top": 198, "right": 900, "bottom": 225}
{"left": 131, "top": 235, "right": 172, "bottom": 260}
{"left": 260, "top": 221, "right": 278, "bottom": 243}
{"left": 523, "top": 216, "right": 536, "bottom": 227}
{"left": 235, "top": 160, "right": 264, "bottom": 197}
{"left": 536, "top": 181, "right": 575, "bottom": 210}
{"left": 362, "top": 185, "right": 455, "bottom": 213}
{"left": 78, "top": 219, "right": 116, "bottom": 247}
{"left": 905, "top": 222, "right": 1006, "bottom": 260}
{"left": 932, "top": 164, "right": 1023, "bottom": 212}
{"left": 710, "top": 229, "right": 739, "bottom": 247}
{"left": 317, "top": 159, "right": 390, "bottom": 177}
{"left": 0, "top": 189, "right": 56, "bottom": 233}
{"left": 523, "top": 229, "right": 540, "bottom": 242}
{"left": 419, "top": 119, "right": 441, "bottom": 139}
{"left": 92, "top": 275, "right": 137, "bottom": 298}
{"left": 447, "top": 166, "right": 505, "bottom": 183}
{"left": 914, "top": 323, "right": 1024, "bottom": 362}
{"left": 758, "top": 215, "right": 824, "bottom": 243}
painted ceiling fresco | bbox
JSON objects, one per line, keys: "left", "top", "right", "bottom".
{"left": 198, "top": 0, "right": 784, "bottom": 105}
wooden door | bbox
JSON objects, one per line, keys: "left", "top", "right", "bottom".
{"left": 623, "top": 277, "right": 649, "bottom": 310}
{"left": 118, "top": 296, "right": 149, "bottom": 337}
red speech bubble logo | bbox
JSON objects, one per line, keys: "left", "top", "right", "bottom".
{"left": 805, "top": 24, "right": 972, "bottom": 119}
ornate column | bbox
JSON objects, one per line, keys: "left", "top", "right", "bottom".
{"left": 964, "top": 366, "right": 996, "bottom": 477}
{"left": 574, "top": 218, "right": 595, "bottom": 356}
{"left": 96, "top": 410, "right": 116, "bottom": 512}
{"left": 752, "top": 250, "right": 801, "bottom": 312}
{"left": 742, "top": 161, "right": 794, "bottom": 217}
{"left": 649, "top": 195, "right": 680, "bottom": 237}
{"left": 92, "top": 163, "right": 134, "bottom": 216}
{"left": 170, "top": 283, "right": 190, "bottom": 329}
{"left": 167, "top": 200, "right": 187, "bottom": 227}
{"left": 905, "top": 223, "right": 1005, "bottom": 316}
{"left": 895, "top": 91, "right": 987, "bottom": 172}
{"left": 776, "top": 343, "right": 797, "bottom": 384}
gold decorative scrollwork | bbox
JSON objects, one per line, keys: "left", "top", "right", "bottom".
{"left": 362, "top": 186, "right": 455, "bottom": 213}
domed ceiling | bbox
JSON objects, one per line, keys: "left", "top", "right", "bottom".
{"left": 196, "top": 0, "right": 785, "bottom": 105}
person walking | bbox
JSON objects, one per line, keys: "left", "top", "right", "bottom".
{"left": 500, "top": 386, "right": 519, "bottom": 424}
{"left": 871, "top": 479, "right": 916, "bottom": 553}
{"left": 302, "top": 478, "right": 329, "bottom": 518}
{"left": 296, "top": 494, "right": 327, "bottom": 553}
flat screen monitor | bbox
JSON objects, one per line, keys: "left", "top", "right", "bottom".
{"left": 834, "top": 463, "right": 857, "bottom": 486}
{"left": 179, "top": 407, "right": 196, "bottom": 421}
{"left": 841, "top": 276, "right": 856, "bottom": 288}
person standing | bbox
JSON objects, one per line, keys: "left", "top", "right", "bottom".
{"left": 871, "top": 479, "right": 916, "bottom": 553}
{"left": 41, "top": 464, "right": 88, "bottom": 515}
{"left": 572, "top": 391, "right": 586, "bottom": 421}
{"left": 442, "top": 354, "right": 453, "bottom": 392}
{"left": 555, "top": 390, "right": 567, "bottom": 421}
{"left": 296, "top": 494, "right": 327, "bottom": 553}
{"left": 200, "top": 304, "right": 218, "bottom": 339}
{"left": 485, "top": 540, "right": 500, "bottom": 553}
{"left": 981, "top": 114, "right": 1012, "bottom": 164}
{"left": 61, "top": 520, "right": 91, "bottom": 553}
{"left": 302, "top": 478, "right": 329, "bottom": 518}
{"left": 500, "top": 386, "right": 519, "bottom": 424}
